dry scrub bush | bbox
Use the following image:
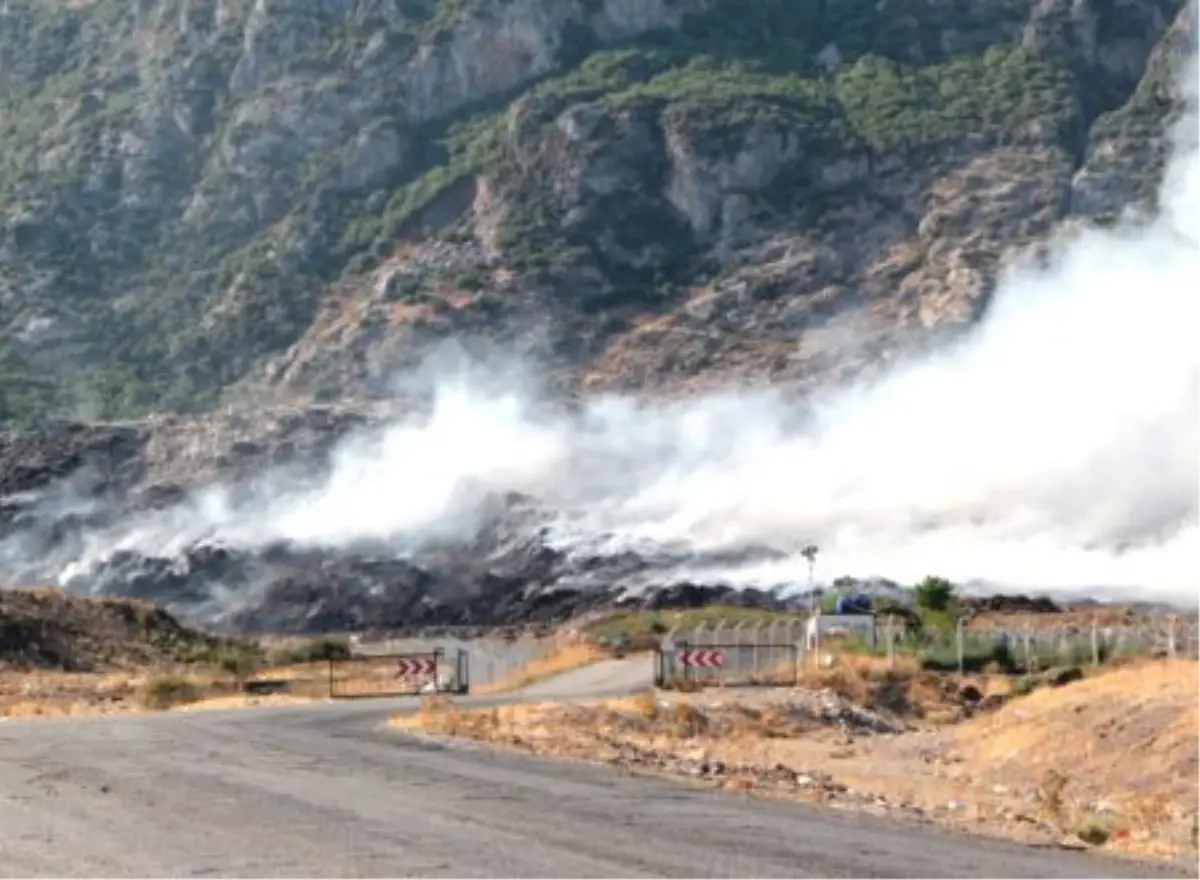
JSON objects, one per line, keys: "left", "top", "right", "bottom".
{"left": 1035, "top": 768, "right": 1070, "bottom": 826}
{"left": 600, "top": 697, "right": 817, "bottom": 743}
{"left": 1074, "top": 818, "right": 1113, "bottom": 846}
{"left": 415, "top": 695, "right": 463, "bottom": 733}
{"left": 413, "top": 696, "right": 521, "bottom": 741}
{"left": 662, "top": 675, "right": 703, "bottom": 692}
{"left": 137, "top": 674, "right": 202, "bottom": 710}
{"left": 1026, "top": 768, "right": 1180, "bottom": 850}
{"left": 1127, "top": 792, "right": 1173, "bottom": 832}
{"left": 671, "top": 701, "right": 709, "bottom": 736}
{"left": 633, "top": 689, "right": 659, "bottom": 720}
{"left": 1032, "top": 768, "right": 1122, "bottom": 848}
{"left": 802, "top": 661, "right": 873, "bottom": 705}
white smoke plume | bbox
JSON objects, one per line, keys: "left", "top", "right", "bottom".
{"left": 48, "top": 42, "right": 1200, "bottom": 606}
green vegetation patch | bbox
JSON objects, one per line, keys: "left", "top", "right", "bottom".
{"left": 835, "top": 46, "right": 1081, "bottom": 154}
{"left": 372, "top": 41, "right": 1077, "bottom": 281}
{"left": 0, "top": 0, "right": 1106, "bottom": 424}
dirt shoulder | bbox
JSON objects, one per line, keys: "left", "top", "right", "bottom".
{"left": 395, "top": 659, "right": 1199, "bottom": 870}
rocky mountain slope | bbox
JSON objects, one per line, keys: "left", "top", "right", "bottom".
{"left": 0, "top": 0, "right": 1195, "bottom": 633}
{"left": 1, "top": 0, "right": 1193, "bottom": 423}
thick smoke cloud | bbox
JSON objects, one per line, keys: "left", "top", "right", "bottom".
{"left": 34, "top": 46, "right": 1200, "bottom": 607}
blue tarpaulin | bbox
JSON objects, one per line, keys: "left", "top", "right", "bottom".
{"left": 834, "top": 593, "right": 873, "bottom": 615}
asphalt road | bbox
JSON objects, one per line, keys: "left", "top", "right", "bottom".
{"left": 0, "top": 662, "right": 1190, "bottom": 879}
{"left": 509, "top": 655, "right": 654, "bottom": 700}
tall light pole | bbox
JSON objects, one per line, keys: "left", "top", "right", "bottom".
{"left": 801, "top": 544, "right": 819, "bottom": 615}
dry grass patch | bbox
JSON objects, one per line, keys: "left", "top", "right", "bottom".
{"left": 2, "top": 667, "right": 183, "bottom": 718}
{"left": 797, "top": 652, "right": 1012, "bottom": 721}
{"left": 395, "top": 686, "right": 898, "bottom": 767}
{"left": 672, "top": 649, "right": 1013, "bottom": 719}
{"left": 0, "top": 668, "right": 204, "bottom": 717}
{"left": 0, "top": 661, "right": 328, "bottom": 719}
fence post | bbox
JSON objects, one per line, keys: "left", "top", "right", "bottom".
{"left": 1091, "top": 618, "right": 1100, "bottom": 666}
{"left": 1168, "top": 615, "right": 1178, "bottom": 659}
{"left": 956, "top": 617, "right": 965, "bottom": 676}
{"left": 886, "top": 614, "right": 896, "bottom": 671}
{"left": 1024, "top": 627, "right": 1034, "bottom": 673}
{"left": 456, "top": 648, "right": 468, "bottom": 694}
{"left": 748, "top": 623, "right": 759, "bottom": 679}
{"left": 739, "top": 619, "right": 748, "bottom": 686}
{"left": 328, "top": 656, "right": 335, "bottom": 698}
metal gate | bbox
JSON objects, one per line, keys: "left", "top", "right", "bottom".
{"left": 328, "top": 647, "right": 470, "bottom": 698}
{"left": 655, "top": 641, "right": 799, "bottom": 689}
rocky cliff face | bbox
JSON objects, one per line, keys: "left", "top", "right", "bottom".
{"left": 0, "top": 0, "right": 1193, "bottom": 421}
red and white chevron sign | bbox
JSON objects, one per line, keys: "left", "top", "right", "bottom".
{"left": 395, "top": 657, "right": 436, "bottom": 677}
{"left": 678, "top": 649, "right": 724, "bottom": 668}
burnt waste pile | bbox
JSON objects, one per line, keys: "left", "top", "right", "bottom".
{"left": 0, "top": 417, "right": 801, "bottom": 634}
{"left": 76, "top": 518, "right": 798, "bottom": 634}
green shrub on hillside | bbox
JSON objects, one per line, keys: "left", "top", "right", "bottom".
{"left": 0, "top": 0, "right": 1098, "bottom": 423}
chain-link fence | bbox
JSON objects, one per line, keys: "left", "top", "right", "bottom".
{"left": 668, "top": 614, "right": 1198, "bottom": 676}
{"left": 350, "top": 632, "right": 565, "bottom": 690}
{"left": 656, "top": 640, "right": 799, "bottom": 689}
{"left": 969, "top": 617, "right": 1198, "bottom": 669}
{"left": 668, "top": 619, "right": 810, "bottom": 648}
{"left": 340, "top": 612, "right": 1196, "bottom": 695}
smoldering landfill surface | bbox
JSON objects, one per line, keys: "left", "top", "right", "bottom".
{"left": 0, "top": 338, "right": 1193, "bottom": 635}
{"left": 0, "top": 425, "right": 814, "bottom": 632}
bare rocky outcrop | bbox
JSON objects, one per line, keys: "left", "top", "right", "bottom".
{"left": 1, "top": 0, "right": 1193, "bottom": 419}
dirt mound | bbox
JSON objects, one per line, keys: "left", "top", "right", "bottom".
{"left": 0, "top": 588, "right": 221, "bottom": 671}
{"left": 956, "top": 660, "right": 1199, "bottom": 797}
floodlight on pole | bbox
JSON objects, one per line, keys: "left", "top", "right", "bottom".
{"left": 800, "top": 544, "right": 819, "bottom": 615}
